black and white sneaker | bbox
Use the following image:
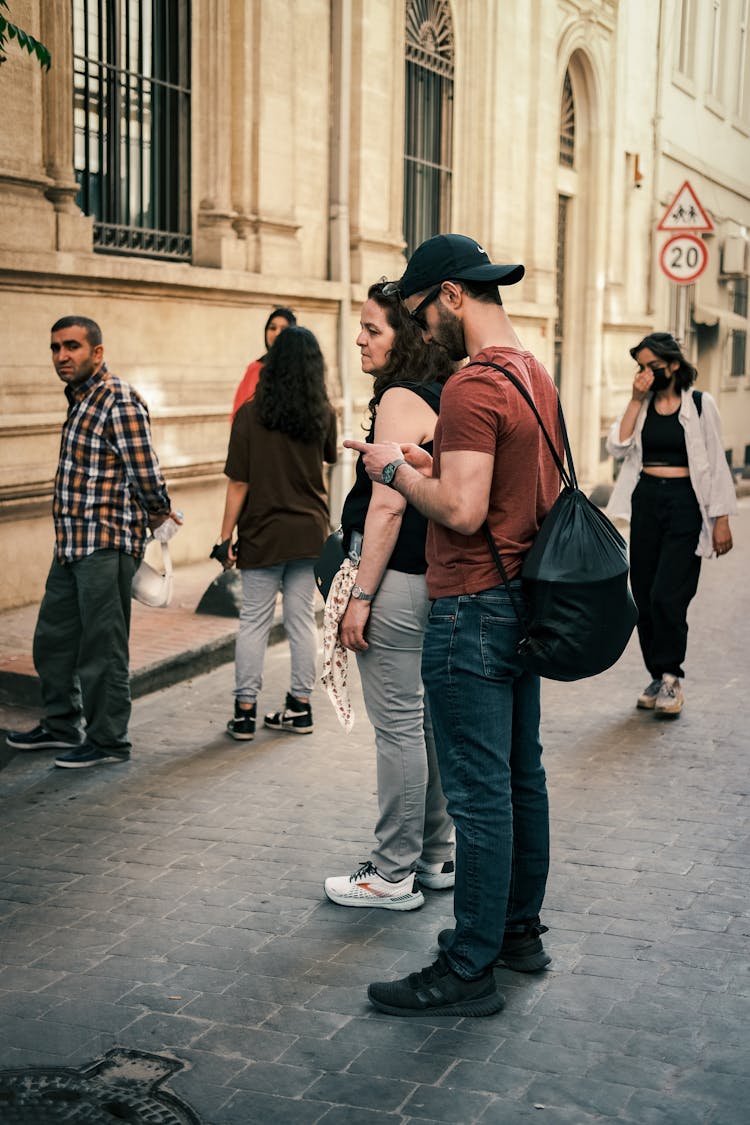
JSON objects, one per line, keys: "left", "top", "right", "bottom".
{"left": 264, "top": 693, "right": 313, "bottom": 735}
{"left": 6, "top": 724, "right": 82, "bottom": 752}
{"left": 226, "top": 701, "right": 256, "bottom": 741}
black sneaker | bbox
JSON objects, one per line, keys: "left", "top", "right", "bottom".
{"left": 226, "top": 701, "right": 256, "bottom": 741}
{"left": 264, "top": 693, "right": 313, "bottom": 735}
{"left": 367, "top": 951, "right": 504, "bottom": 1018}
{"left": 497, "top": 923, "right": 551, "bottom": 972}
{"left": 54, "top": 745, "right": 130, "bottom": 769}
{"left": 438, "top": 923, "right": 551, "bottom": 973}
{"left": 6, "top": 724, "right": 82, "bottom": 752}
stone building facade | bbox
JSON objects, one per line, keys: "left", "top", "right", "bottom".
{"left": 0, "top": 0, "right": 748, "bottom": 610}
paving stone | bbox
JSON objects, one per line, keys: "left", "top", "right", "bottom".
{"left": 401, "top": 1082, "right": 493, "bottom": 1122}
{"left": 193, "top": 1022, "right": 296, "bottom": 1062}
{"left": 278, "top": 1035, "right": 365, "bottom": 1073}
{"left": 525, "top": 1074, "right": 630, "bottom": 1118}
{"left": 305, "top": 1071, "right": 416, "bottom": 1112}
{"left": 220, "top": 1089, "right": 330, "bottom": 1124}
{"left": 232, "top": 1059, "right": 322, "bottom": 1096}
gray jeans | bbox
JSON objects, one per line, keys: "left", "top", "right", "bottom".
{"left": 356, "top": 568, "right": 454, "bottom": 881}
{"left": 235, "top": 560, "right": 318, "bottom": 704}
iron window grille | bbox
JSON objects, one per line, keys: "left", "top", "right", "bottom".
{"left": 404, "top": 0, "right": 454, "bottom": 258}
{"left": 73, "top": 0, "right": 191, "bottom": 261}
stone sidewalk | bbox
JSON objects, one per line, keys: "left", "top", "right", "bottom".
{"left": 0, "top": 502, "right": 748, "bottom": 1124}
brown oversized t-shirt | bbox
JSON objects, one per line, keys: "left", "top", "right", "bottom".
{"left": 225, "top": 401, "right": 338, "bottom": 568}
{"left": 426, "top": 347, "right": 561, "bottom": 599}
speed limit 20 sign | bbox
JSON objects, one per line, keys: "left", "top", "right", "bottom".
{"left": 659, "top": 234, "right": 708, "bottom": 285}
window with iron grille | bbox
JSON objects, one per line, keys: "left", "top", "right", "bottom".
{"left": 404, "top": 0, "right": 454, "bottom": 258}
{"left": 730, "top": 329, "right": 747, "bottom": 376}
{"left": 72, "top": 0, "right": 191, "bottom": 261}
{"left": 730, "top": 278, "right": 747, "bottom": 376}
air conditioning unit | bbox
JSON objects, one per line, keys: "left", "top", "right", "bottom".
{"left": 721, "top": 236, "right": 748, "bottom": 276}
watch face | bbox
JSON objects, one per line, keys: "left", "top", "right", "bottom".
{"left": 382, "top": 460, "right": 401, "bottom": 485}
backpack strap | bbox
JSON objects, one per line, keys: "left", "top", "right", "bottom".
{"left": 465, "top": 359, "right": 570, "bottom": 636}
{"left": 464, "top": 361, "right": 576, "bottom": 490}
{"left": 692, "top": 389, "right": 703, "bottom": 416}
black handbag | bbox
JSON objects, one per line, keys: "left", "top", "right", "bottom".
{"left": 476, "top": 361, "right": 638, "bottom": 682}
{"left": 314, "top": 528, "right": 346, "bottom": 601}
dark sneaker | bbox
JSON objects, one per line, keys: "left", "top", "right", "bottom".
{"left": 6, "top": 724, "right": 82, "bottom": 752}
{"left": 55, "top": 746, "right": 130, "bottom": 769}
{"left": 264, "top": 692, "right": 313, "bottom": 735}
{"left": 226, "top": 701, "right": 256, "bottom": 741}
{"left": 438, "top": 923, "right": 551, "bottom": 973}
{"left": 415, "top": 859, "right": 455, "bottom": 890}
{"left": 496, "top": 923, "right": 551, "bottom": 972}
{"left": 367, "top": 951, "right": 504, "bottom": 1018}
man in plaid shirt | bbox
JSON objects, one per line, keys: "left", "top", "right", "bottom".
{"left": 6, "top": 316, "right": 179, "bottom": 768}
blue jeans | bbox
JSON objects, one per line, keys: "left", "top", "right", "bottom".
{"left": 421, "top": 584, "right": 549, "bottom": 979}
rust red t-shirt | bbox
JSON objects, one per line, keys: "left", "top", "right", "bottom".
{"left": 426, "top": 347, "right": 562, "bottom": 599}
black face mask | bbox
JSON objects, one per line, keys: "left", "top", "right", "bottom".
{"left": 650, "top": 367, "right": 672, "bottom": 392}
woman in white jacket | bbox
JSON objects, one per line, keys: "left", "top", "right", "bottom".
{"left": 607, "top": 332, "right": 736, "bottom": 716}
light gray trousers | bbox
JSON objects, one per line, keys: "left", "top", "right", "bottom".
{"left": 235, "top": 560, "right": 318, "bottom": 705}
{"left": 356, "top": 568, "right": 454, "bottom": 882}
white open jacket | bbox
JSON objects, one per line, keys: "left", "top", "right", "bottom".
{"left": 606, "top": 389, "right": 737, "bottom": 559}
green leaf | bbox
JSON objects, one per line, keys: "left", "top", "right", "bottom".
{"left": 0, "top": 15, "right": 51, "bottom": 69}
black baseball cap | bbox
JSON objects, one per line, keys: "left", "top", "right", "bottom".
{"left": 388, "top": 234, "right": 525, "bottom": 299}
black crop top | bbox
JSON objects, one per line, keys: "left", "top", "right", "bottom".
{"left": 641, "top": 397, "right": 688, "bottom": 467}
{"left": 341, "top": 381, "right": 443, "bottom": 574}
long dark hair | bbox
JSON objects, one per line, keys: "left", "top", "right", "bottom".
{"left": 256, "top": 326, "right": 332, "bottom": 442}
{"left": 365, "top": 281, "right": 454, "bottom": 426}
{"left": 630, "top": 332, "right": 697, "bottom": 391}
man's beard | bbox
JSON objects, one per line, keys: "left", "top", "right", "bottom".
{"left": 432, "top": 305, "right": 468, "bottom": 361}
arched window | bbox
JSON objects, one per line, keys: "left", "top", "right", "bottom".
{"left": 73, "top": 0, "right": 192, "bottom": 261}
{"left": 404, "top": 0, "right": 454, "bottom": 256}
{"left": 555, "top": 68, "right": 576, "bottom": 388}
{"left": 559, "top": 69, "right": 575, "bottom": 168}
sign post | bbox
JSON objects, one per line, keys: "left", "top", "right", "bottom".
{"left": 657, "top": 180, "right": 712, "bottom": 286}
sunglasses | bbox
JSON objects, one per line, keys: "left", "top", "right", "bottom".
{"left": 408, "top": 284, "right": 443, "bottom": 331}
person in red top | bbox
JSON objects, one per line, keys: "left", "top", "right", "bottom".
{"left": 231, "top": 307, "right": 297, "bottom": 420}
{"left": 346, "top": 234, "right": 562, "bottom": 1018}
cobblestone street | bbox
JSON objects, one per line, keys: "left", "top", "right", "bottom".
{"left": 0, "top": 502, "right": 748, "bottom": 1124}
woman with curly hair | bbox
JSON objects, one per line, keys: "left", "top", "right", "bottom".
{"left": 324, "top": 282, "right": 456, "bottom": 912}
{"left": 607, "top": 332, "right": 736, "bottom": 716}
{"left": 217, "top": 326, "right": 337, "bottom": 740}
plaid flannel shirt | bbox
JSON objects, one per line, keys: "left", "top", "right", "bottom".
{"left": 53, "top": 365, "right": 171, "bottom": 562}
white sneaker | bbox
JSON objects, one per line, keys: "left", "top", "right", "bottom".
{"left": 415, "top": 859, "right": 455, "bottom": 890}
{"left": 637, "top": 679, "right": 662, "bottom": 710}
{"left": 324, "top": 862, "right": 425, "bottom": 911}
{"left": 655, "top": 674, "right": 684, "bottom": 715}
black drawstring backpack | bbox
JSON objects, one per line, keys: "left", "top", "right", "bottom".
{"left": 475, "top": 361, "right": 638, "bottom": 682}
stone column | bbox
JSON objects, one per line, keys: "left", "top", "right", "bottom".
{"left": 193, "top": 0, "right": 244, "bottom": 269}
{"left": 40, "top": 0, "right": 92, "bottom": 251}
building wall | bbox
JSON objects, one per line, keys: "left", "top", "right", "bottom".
{"left": 0, "top": 0, "right": 748, "bottom": 610}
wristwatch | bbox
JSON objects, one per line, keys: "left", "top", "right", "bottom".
{"left": 381, "top": 457, "right": 406, "bottom": 487}
{"left": 351, "top": 584, "right": 374, "bottom": 602}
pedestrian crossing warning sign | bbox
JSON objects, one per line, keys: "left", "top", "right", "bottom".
{"left": 657, "top": 180, "right": 714, "bottom": 232}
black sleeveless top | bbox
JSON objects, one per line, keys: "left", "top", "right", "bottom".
{"left": 341, "top": 381, "right": 443, "bottom": 574}
{"left": 641, "top": 397, "right": 689, "bottom": 467}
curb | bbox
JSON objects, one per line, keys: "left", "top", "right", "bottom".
{"left": 0, "top": 613, "right": 324, "bottom": 709}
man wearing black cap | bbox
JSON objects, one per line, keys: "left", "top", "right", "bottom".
{"left": 345, "top": 234, "right": 562, "bottom": 1017}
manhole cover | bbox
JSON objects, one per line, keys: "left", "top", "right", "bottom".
{"left": 0, "top": 1048, "right": 202, "bottom": 1123}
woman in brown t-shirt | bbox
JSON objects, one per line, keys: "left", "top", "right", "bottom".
{"left": 216, "top": 326, "right": 337, "bottom": 741}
